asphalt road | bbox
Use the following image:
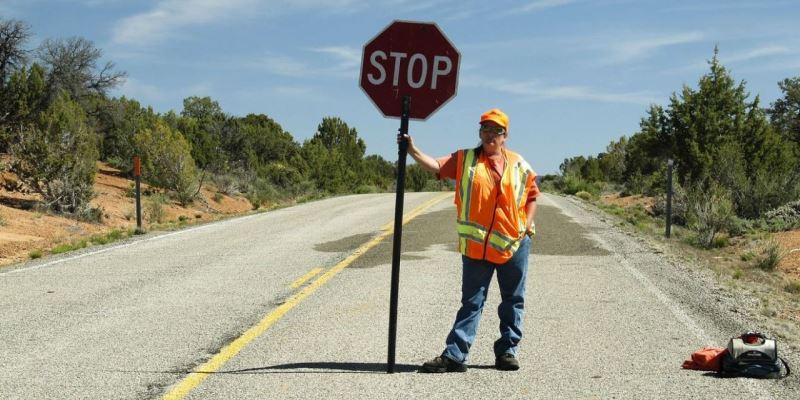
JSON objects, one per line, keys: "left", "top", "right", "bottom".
{"left": 0, "top": 192, "right": 795, "bottom": 399}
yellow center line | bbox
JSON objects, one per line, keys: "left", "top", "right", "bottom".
{"left": 289, "top": 267, "right": 324, "bottom": 289}
{"left": 162, "top": 192, "right": 451, "bottom": 400}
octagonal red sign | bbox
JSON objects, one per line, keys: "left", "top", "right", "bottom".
{"left": 359, "top": 20, "right": 460, "bottom": 120}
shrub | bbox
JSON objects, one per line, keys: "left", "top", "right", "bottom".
{"left": 625, "top": 204, "right": 650, "bottom": 227}
{"left": 9, "top": 92, "right": 99, "bottom": 216}
{"left": 245, "top": 177, "right": 281, "bottom": 209}
{"left": 756, "top": 239, "right": 785, "bottom": 271}
{"left": 623, "top": 169, "right": 665, "bottom": 197}
{"left": 211, "top": 173, "right": 241, "bottom": 195}
{"left": 51, "top": 240, "right": 87, "bottom": 254}
{"left": 147, "top": 194, "right": 166, "bottom": 223}
{"left": 712, "top": 235, "right": 730, "bottom": 248}
{"left": 90, "top": 229, "right": 124, "bottom": 245}
{"left": 599, "top": 203, "right": 625, "bottom": 217}
{"left": 785, "top": 281, "right": 800, "bottom": 294}
{"left": 422, "top": 178, "right": 451, "bottom": 192}
{"left": 134, "top": 121, "right": 198, "bottom": 206}
{"left": 259, "top": 162, "right": 303, "bottom": 189}
{"left": 292, "top": 180, "right": 322, "bottom": 202}
{"left": 575, "top": 191, "right": 593, "bottom": 201}
{"left": 213, "top": 192, "right": 223, "bottom": 203}
{"left": 733, "top": 269, "right": 743, "bottom": 279}
{"left": 538, "top": 176, "right": 559, "bottom": 193}
{"left": 726, "top": 216, "right": 753, "bottom": 237}
{"left": 761, "top": 200, "right": 800, "bottom": 232}
{"left": 354, "top": 184, "right": 379, "bottom": 194}
{"left": 79, "top": 206, "right": 104, "bottom": 223}
{"left": 124, "top": 183, "right": 136, "bottom": 198}
{"left": 560, "top": 174, "right": 594, "bottom": 195}
{"left": 686, "top": 182, "right": 735, "bottom": 249}
{"left": 29, "top": 250, "right": 43, "bottom": 259}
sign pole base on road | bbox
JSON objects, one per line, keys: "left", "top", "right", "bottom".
{"left": 388, "top": 95, "right": 410, "bottom": 374}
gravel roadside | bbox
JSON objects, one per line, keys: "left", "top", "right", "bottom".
{"left": 550, "top": 193, "right": 799, "bottom": 396}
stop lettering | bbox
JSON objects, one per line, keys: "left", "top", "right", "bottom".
{"left": 366, "top": 51, "right": 453, "bottom": 90}
{"left": 359, "top": 21, "right": 460, "bottom": 120}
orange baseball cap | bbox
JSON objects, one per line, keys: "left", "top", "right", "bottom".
{"left": 479, "top": 108, "right": 509, "bottom": 130}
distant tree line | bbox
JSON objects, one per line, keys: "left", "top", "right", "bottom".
{"left": 545, "top": 47, "right": 800, "bottom": 247}
{"left": 0, "top": 18, "right": 449, "bottom": 220}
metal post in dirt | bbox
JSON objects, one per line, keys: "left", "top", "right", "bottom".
{"left": 666, "top": 158, "right": 673, "bottom": 238}
{"left": 133, "top": 156, "right": 144, "bottom": 235}
{"left": 388, "top": 95, "right": 410, "bottom": 374}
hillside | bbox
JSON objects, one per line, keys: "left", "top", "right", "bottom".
{"left": 0, "top": 159, "right": 252, "bottom": 268}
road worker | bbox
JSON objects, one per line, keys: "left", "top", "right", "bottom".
{"left": 398, "top": 108, "right": 539, "bottom": 372}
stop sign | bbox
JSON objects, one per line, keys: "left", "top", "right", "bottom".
{"left": 359, "top": 20, "right": 460, "bottom": 120}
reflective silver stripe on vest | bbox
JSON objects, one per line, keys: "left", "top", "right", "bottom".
{"left": 459, "top": 149, "right": 477, "bottom": 221}
{"left": 514, "top": 162, "right": 527, "bottom": 208}
{"left": 513, "top": 159, "right": 532, "bottom": 232}
{"left": 457, "top": 220, "right": 487, "bottom": 241}
{"left": 487, "top": 229, "right": 520, "bottom": 253}
{"left": 458, "top": 149, "right": 479, "bottom": 253}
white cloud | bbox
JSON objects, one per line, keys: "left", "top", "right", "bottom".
{"left": 509, "top": 0, "right": 575, "bottom": 13}
{"left": 83, "top": 0, "right": 128, "bottom": 6}
{"left": 257, "top": 54, "right": 317, "bottom": 78}
{"left": 723, "top": 45, "right": 792, "bottom": 63}
{"left": 309, "top": 46, "right": 361, "bottom": 77}
{"left": 112, "top": 0, "right": 259, "bottom": 46}
{"left": 311, "top": 46, "right": 360, "bottom": 66}
{"left": 464, "top": 75, "right": 658, "bottom": 105}
{"left": 600, "top": 32, "right": 704, "bottom": 64}
{"left": 663, "top": 44, "right": 796, "bottom": 76}
{"left": 446, "top": 0, "right": 573, "bottom": 21}
{"left": 112, "top": 0, "right": 378, "bottom": 46}
{"left": 247, "top": 46, "right": 361, "bottom": 79}
{"left": 663, "top": 0, "right": 797, "bottom": 13}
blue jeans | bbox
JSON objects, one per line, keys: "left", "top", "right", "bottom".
{"left": 442, "top": 235, "right": 530, "bottom": 364}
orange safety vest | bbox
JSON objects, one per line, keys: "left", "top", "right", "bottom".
{"left": 454, "top": 147, "right": 535, "bottom": 264}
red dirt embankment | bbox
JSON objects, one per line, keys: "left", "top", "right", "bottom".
{"left": 0, "top": 161, "right": 252, "bottom": 268}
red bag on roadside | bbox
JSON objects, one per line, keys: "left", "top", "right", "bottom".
{"left": 682, "top": 347, "right": 728, "bottom": 371}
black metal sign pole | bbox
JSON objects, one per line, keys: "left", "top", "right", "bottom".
{"left": 388, "top": 95, "right": 410, "bottom": 374}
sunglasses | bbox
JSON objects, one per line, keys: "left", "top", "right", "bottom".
{"left": 479, "top": 125, "right": 506, "bottom": 136}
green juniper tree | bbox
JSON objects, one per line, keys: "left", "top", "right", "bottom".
{"left": 133, "top": 120, "right": 198, "bottom": 206}
{"left": 10, "top": 91, "right": 99, "bottom": 217}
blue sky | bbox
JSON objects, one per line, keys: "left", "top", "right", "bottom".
{"left": 3, "top": 0, "right": 799, "bottom": 174}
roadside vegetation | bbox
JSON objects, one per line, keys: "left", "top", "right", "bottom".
{"left": 0, "top": 18, "right": 451, "bottom": 263}
{"left": 541, "top": 48, "right": 800, "bottom": 338}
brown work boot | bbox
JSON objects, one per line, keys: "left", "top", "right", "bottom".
{"left": 420, "top": 355, "right": 468, "bottom": 373}
{"left": 495, "top": 353, "right": 520, "bottom": 371}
